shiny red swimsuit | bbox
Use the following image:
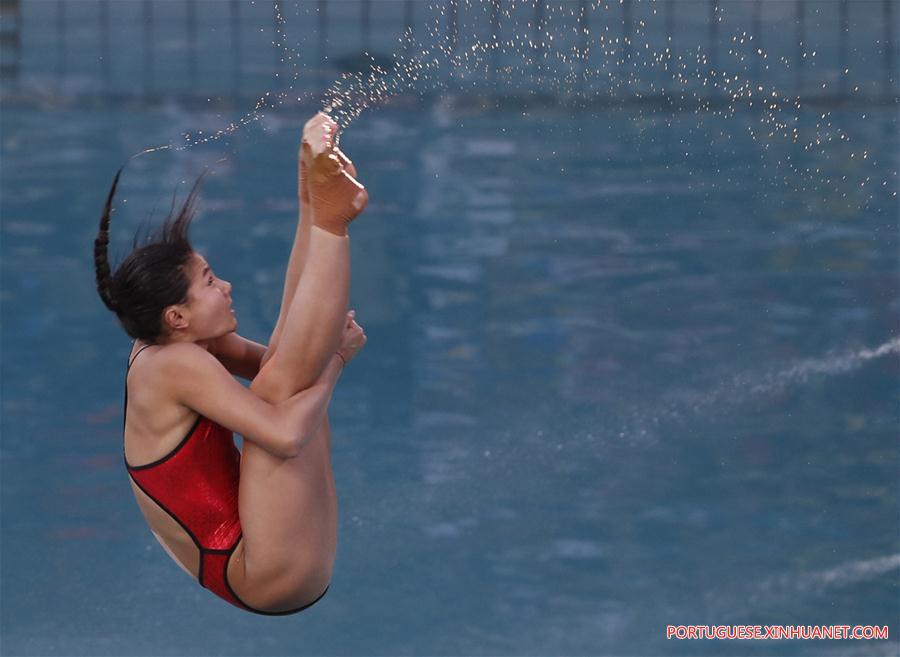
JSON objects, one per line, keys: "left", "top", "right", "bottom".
{"left": 123, "top": 344, "right": 327, "bottom": 615}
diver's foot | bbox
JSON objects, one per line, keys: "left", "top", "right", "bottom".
{"left": 302, "top": 113, "right": 367, "bottom": 236}
{"left": 299, "top": 114, "right": 327, "bottom": 205}
{"left": 300, "top": 113, "right": 357, "bottom": 208}
{"left": 302, "top": 113, "right": 335, "bottom": 157}
{"left": 300, "top": 146, "right": 355, "bottom": 206}
{"left": 298, "top": 146, "right": 356, "bottom": 204}
{"left": 334, "top": 148, "right": 356, "bottom": 179}
{"left": 301, "top": 114, "right": 339, "bottom": 181}
{"left": 309, "top": 168, "right": 368, "bottom": 237}
{"left": 301, "top": 113, "right": 357, "bottom": 176}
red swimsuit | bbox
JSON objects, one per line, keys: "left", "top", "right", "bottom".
{"left": 123, "top": 344, "right": 327, "bottom": 614}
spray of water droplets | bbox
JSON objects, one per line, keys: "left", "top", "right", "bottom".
{"left": 616, "top": 335, "right": 900, "bottom": 444}
{"left": 128, "top": 1, "right": 896, "bottom": 208}
{"left": 310, "top": 0, "right": 895, "bottom": 206}
{"left": 117, "top": 2, "right": 897, "bottom": 448}
{"left": 131, "top": 1, "right": 310, "bottom": 160}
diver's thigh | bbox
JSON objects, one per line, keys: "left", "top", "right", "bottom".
{"left": 236, "top": 421, "right": 337, "bottom": 586}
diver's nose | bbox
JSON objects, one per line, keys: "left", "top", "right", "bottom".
{"left": 221, "top": 279, "right": 232, "bottom": 296}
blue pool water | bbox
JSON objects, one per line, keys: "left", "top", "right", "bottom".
{"left": 2, "top": 96, "right": 897, "bottom": 656}
{"left": 2, "top": 1, "right": 899, "bottom": 656}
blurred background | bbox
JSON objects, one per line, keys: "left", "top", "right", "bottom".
{"left": 1, "top": 1, "right": 898, "bottom": 655}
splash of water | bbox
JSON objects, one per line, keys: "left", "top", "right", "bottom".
{"left": 740, "top": 552, "right": 900, "bottom": 613}
{"left": 620, "top": 336, "right": 899, "bottom": 442}
{"left": 315, "top": 1, "right": 894, "bottom": 204}
{"left": 127, "top": 1, "right": 895, "bottom": 206}
{"left": 131, "top": 2, "right": 307, "bottom": 160}
{"left": 747, "top": 336, "right": 900, "bottom": 394}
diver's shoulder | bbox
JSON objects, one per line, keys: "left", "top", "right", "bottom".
{"left": 149, "top": 342, "right": 227, "bottom": 392}
{"left": 153, "top": 341, "right": 216, "bottom": 369}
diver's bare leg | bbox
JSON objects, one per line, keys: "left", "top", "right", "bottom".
{"left": 228, "top": 228, "right": 348, "bottom": 611}
{"left": 228, "top": 121, "right": 365, "bottom": 612}
{"left": 264, "top": 145, "right": 356, "bottom": 369}
{"left": 261, "top": 195, "right": 312, "bottom": 368}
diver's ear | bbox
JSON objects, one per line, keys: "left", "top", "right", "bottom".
{"left": 162, "top": 304, "right": 190, "bottom": 332}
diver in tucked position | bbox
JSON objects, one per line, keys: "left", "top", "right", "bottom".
{"left": 94, "top": 113, "right": 367, "bottom": 614}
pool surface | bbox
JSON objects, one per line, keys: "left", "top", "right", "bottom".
{"left": 1, "top": 2, "right": 898, "bottom": 656}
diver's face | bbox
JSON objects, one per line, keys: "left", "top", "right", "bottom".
{"left": 183, "top": 252, "right": 237, "bottom": 340}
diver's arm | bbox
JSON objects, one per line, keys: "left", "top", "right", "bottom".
{"left": 209, "top": 332, "right": 267, "bottom": 380}
{"left": 162, "top": 342, "right": 342, "bottom": 458}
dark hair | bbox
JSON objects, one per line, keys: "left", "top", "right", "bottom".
{"left": 94, "top": 165, "right": 207, "bottom": 343}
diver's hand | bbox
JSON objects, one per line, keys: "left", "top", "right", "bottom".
{"left": 336, "top": 310, "right": 367, "bottom": 366}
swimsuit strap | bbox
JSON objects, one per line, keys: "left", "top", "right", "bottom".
{"left": 128, "top": 343, "right": 155, "bottom": 371}
{"left": 124, "top": 342, "right": 155, "bottom": 431}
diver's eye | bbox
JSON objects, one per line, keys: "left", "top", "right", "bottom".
{"left": 208, "top": 276, "right": 214, "bottom": 285}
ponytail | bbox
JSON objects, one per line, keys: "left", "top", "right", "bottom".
{"left": 94, "top": 164, "right": 125, "bottom": 313}
{"left": 92, "top": 163, "right": 205, "bottom": 343}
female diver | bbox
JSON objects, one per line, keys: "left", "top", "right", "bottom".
{"left": 93, "top": 113, "right": 367, "bottom": 614}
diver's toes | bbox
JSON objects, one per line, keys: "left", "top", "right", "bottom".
{"left": 351, "top": 187, "right": 368, "bottom": 212}
{"left": 302, "top": 114, "right": 338, "bottom": 159}
{"left": 335, "top": 148, "right": 356, "bottom": 178}
{"left": 337, "top": 170, "right": 367, "bottom": 213}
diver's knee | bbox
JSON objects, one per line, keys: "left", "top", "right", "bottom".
{"left": 249, "top": 359, "right": 294, "bottom": 402}
{"left": 259, "top": 344, "right": 276, "bottom": 371}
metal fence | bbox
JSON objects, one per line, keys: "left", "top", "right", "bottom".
{"left": 0, "top": 0, "right": 896, "bottom": 106}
